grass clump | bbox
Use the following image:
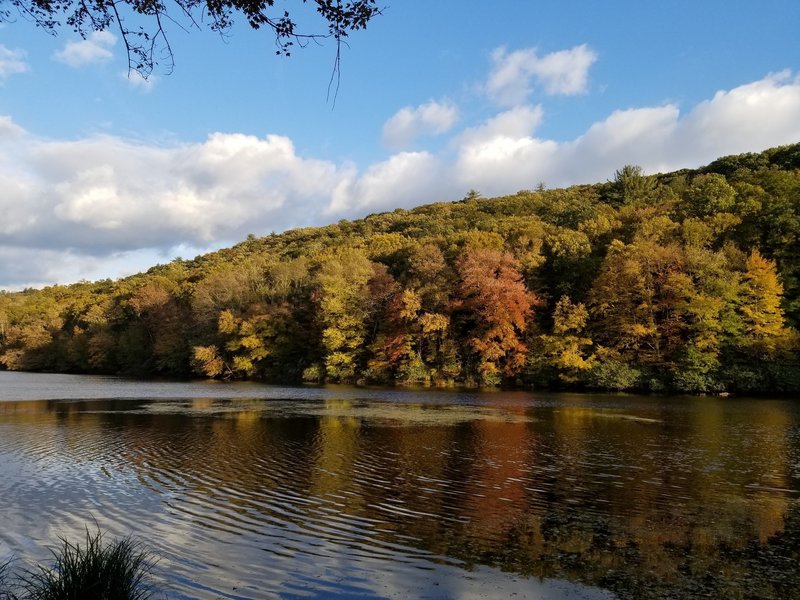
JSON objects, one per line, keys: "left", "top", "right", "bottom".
{"left": 19, "top": 529, "right": 156, "bottom": 600}
{"left": 1, "top": 559, "right": 15, "bottom": 600}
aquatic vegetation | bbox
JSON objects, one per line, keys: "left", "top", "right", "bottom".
{"left": 2, "top": 530, "right": 156, "bottom": 600}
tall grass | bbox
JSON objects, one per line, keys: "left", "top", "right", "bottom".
{"left": 0, "top": 559, "right": 14, "bottom": 600}
{"left": 7, "top": 529, "right": 156, "bottom": 600}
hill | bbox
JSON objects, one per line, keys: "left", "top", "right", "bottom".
{"left": 1, "top": 144, "right": 799, "bottom": 393}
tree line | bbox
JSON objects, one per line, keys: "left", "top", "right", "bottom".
{"left": 1, "top": 144, "right": 799, "bottom": 393}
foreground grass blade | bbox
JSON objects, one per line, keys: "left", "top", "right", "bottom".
{"left": 18, "top": 529, "right": 156, "bottom": 600}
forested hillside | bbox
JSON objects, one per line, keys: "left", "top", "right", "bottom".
{"left": 2, "top": 144, "right": 799, "bottom": 393}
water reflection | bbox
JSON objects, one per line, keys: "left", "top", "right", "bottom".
{"left": 0, "top": 378, "right": 799, "bottom": 599}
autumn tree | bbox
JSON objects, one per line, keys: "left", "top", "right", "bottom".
{"left": 715, "top": 249, "right": 800, "bottom": 391}
{"left": 503, "top": 217, "right": 547, "bottom": 277}
{"left": 739, "top": 250, "right": 789, "bottom": 355}
{"left": 314, "top": 248, "right": 376, "bottom": 382}
{"left": 401, "top": 243, "right": 461, "bottom": 382}
{"left": 121, "top": 272, "right": 191, "bottom": 375}
{"left": 404, "top": 243, "right": 451, "bottom": 312}
{"left": 191, "top": 262, "right": 267, "bottom": 335}
{"left": 456, "top": 249, "right": 537, "bottom": 385}
{"left": 749, "top": 169, "right": 800, "bottom": 326}
{"left": 588, "top": 237, "right": 689, "bottom": 389}
{"left": 0, "top": 290, "right": 63, "bottom": 371}
{"left": 366, "top": 288, "right": 425, "bottom": 384}
{"left": 529, "top": 296, "right": 594, "bottom": 386}
{"left": 195, "top": 310, "right": 271, "bottom": 377}
{"left": 1, "top": 143, "right": 799, "bottom": 394}
{"left": 259, "top": 258, "right": 319, "bottom": 381}
{"left": 192, "top": 257, "right": 316, "bottom": 380}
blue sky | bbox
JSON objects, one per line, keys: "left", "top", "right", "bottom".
{"left": 1, "top": 0, "right": 799, "bottom": 289}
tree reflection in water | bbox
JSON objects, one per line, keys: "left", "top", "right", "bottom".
{"left": 0, "top": 391, "right": 798, "bottom": 599}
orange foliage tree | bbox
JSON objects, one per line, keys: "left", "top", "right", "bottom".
{"left": 456, "top": 249, "right": 537, "bottom": 385}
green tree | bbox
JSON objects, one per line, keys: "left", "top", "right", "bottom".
{"left": 683, "top": 173, "right": 737, "bottom": 217}
{"left": 315, "top": 248, "right": 375, "bottom": 382}
{"left": 610, "top": 165, "right": 657, "bottom": 205}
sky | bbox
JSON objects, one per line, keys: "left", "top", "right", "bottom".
{"left": 1, "top": 0, "right": 799, "bottom": 290}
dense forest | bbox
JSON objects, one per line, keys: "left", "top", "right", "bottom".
{"left": 1, "top": 144, "right": 799, "bottom": 393}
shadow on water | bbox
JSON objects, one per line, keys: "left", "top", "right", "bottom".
{"left": 0, "top": 371, "right": 799, "bottom": 598}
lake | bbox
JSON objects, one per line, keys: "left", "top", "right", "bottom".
{"left": 0, "top": 371, "right": 798, "bottom": 599}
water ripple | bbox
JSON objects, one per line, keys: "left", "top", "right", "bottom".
{"left": 2, "top": 375, "right": 800, "bottom": 599}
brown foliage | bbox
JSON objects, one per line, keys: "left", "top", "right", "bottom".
{"left": 457, "top": 249, "right": 537, "bottom": 382}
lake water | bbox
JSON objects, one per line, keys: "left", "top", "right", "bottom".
{"left": 1, "top": 371, "right": 798, "bottom": 599}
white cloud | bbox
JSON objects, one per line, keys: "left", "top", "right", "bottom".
{"left": 457, "top": 105, "right": 544, "bottom": 146}
{"left": 672, "top": 70, "right": 800, "bottom": 164}
{"left": 329, "top": 151, "right": 445, "bottom": 216}
{"left": 487, "top": 44, "right": 598, "bottom": 106}
{"left": 123, "top": 69, "right": 158, "bottom": 92}
{"left": 54, "top": 31, "right": 117, "bottom": 67}
{"left": 531, "top": 45, "right": 598, "bottom": 95}
{"left": 1, "top": 72, "right": 800, "bottom": 289}
{"left": 0, "top": 45, "right": 28, "bottom": 80}
{"left": 459, "top": 72, "right": 800, "bottom": 194}
{"left": 381, "top": 101, "right": 459, "bottom": 148}
{"left": 0, "top": 125, "right": 347, "bottom": 288}
{"left": 0, "top": 116, "right": 24, "bottom": 138}
{"left": 0, "top": 245, "right": 165, "bottom": 290}
{"left": 451, "top": 105, "right": 550, "bottom": 195}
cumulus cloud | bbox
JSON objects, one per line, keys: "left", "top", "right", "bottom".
{"left": 0, "top": 45, "right": 28, "bottom": 80}
{"left": 54, "top": 31, "right": 117, "bottom": 67}
{"left": 329, "top": 151, "right": 445, "bottom": 217}
{"left": 458, "top": 71, "right": 800, "bottom": 195}
{"left": 671, "top": 70, "right": 800, "bottom": 164}
{"left": 555, "top": 71, "right": 800, "bottom": 181}
{"left": 381, "top": 101, "right": 459, "bottom": 148}
{"left": 1, "top": 130, "right": 342, "bottom": 255}
{"left": 487, "top": 44, "right": 597, "bottom": 105}
{"left": 456, "top": 105, "right": 544, "bottom": 146}
{"left": 0, "top": 116, "right": 24, "bottom": 138}
{"left": 0, "top": 245, "right": 168, "bottom": 290}
{"left": 1, "top": 72, "right": 799, "bottom": 289}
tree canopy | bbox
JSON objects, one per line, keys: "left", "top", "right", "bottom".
{"left": 1, "top": 143, "right": 799, "bottom": 394}
{"left": 2, "top": 0, "right": 382, "bottom": 77}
